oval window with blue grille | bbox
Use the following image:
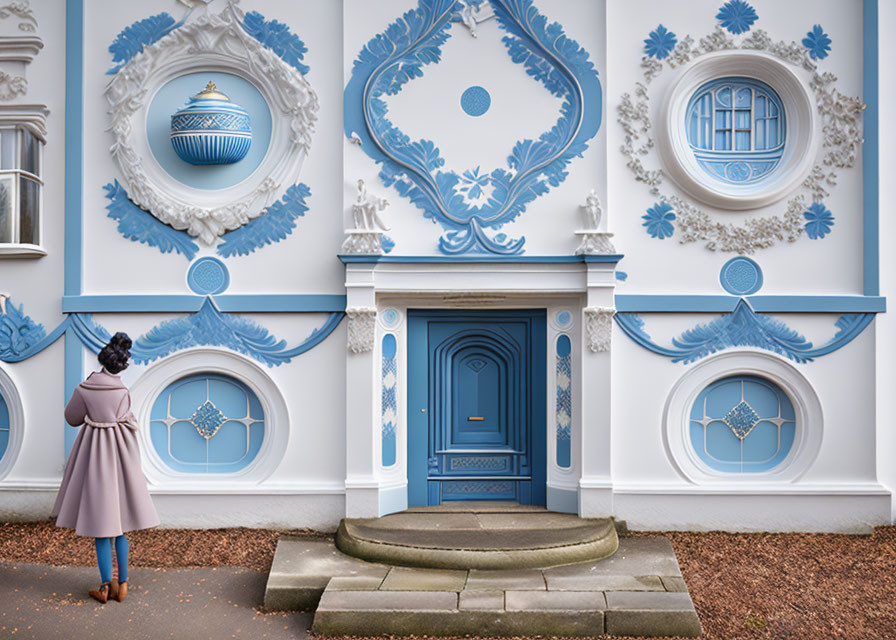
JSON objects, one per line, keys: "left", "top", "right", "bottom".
{"left": 685, "top": 77, "right": 786, "bottom": 185}
{"left": 689, "top": 375, "right": 795, "bottom": 473}
{"left": 149, "top": 373, "right": 264, "bottom": 474}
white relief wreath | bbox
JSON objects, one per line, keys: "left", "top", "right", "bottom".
{"left": 104, "top": 1, "right": 319, "bottom": 245}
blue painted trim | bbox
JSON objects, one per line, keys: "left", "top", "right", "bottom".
{"left": 63, "top": 332, "right": 83, "bottom": 455}
{"left": 615, "top": 295, "right": 886, "bottom": 313}
{"left": 863, "top": 0, "right": 879, "bottom": 296}
{"left": 62, "top": 294, "right": 347, "bottom": 313}
{"left": 64, "top": 0, "right": 84, "bottom": 457}
{"left": 65, "top": 0, "right": 84, "bottom": 297}
{"left": 615, "top": 301, "right": 875, "bottom": 364}
{"left": 748, "top": 296, "right": 886, "bottom": 313}
{"left": 214, "top": 295, "right": 347, "bottom": 313}
{"left": 339, "top": 254, "right": 625, "bottom": 264}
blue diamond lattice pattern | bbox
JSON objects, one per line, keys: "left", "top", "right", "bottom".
{"left": 190, "top": 400, "right": 227, "bottom": 440}
{"left": 723, "top": 400, "right": 760, "bottom": 439}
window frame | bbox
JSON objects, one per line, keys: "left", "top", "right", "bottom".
{"left": 657, "top": 51, "right": 817, "bottom": 210}
{"left": 662, "top": 350, "right": 823, "bottom": 485}
{"left": 0, "top": 109, "right": 47, "bottom": 258}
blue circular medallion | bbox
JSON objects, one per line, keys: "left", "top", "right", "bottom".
{"left": 381, "top": 308, "right": 400, "bottom": 329}
{"left": 187, "top": 257, "right": 230, "bottom": 295}
{"left": 556, "top": 310, "right": 572, "bottom": 328}
{"left": 461, "top": 86, "right": 491, "bottom": 117}
{"left": 720, "top": 257, "right": 763, "bottom": 295}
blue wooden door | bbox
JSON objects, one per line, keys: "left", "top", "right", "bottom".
{"left": 408, "top": 310, "right": 546, "bottom": 506}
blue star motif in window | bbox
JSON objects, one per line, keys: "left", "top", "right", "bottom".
{"left": 644, "top": 25, "right": 677, "bottom": 60}
{"left": 642, "top": 202, "right": 676, "bottom": 239}
{"left": 723, "top": 400, "right": 760, "bottom": 439}
{"left": 190, "top": 400, "right": 226, "bottom": 440}
{"left": 802, "top": 25, "right": 831, "bottom": 60}
{"left": 803, "top": 202, "right": 835, "bottom": 239}
{"left": 716, "top": 0, "right": 758, "bottom": 35}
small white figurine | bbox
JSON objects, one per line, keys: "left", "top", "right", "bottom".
{"left": 580, "top": 189, "right": 602, "bottom": 230}
{"left": 352, "top": 179, "right": 390, "bottom": 231}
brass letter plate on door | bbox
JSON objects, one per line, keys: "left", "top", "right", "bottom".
{"left": 467, "top": 416, "right": 484, "bottom": 421}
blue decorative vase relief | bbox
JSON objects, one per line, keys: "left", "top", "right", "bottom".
{"left": 170, "top": 81, "right": 252, "bottom": 165}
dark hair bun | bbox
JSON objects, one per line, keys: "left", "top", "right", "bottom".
{"left": 98, "top": 331, "right": 132, "bottom": 374}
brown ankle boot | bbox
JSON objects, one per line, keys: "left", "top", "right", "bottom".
{"left": 116, "top": 581, "right": 127, "bottom": 602}
{"left": 88, "top": 581, "right": 113, "bottom": 604}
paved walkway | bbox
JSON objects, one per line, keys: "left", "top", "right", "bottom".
{"left": 0, "top": 562, "right": 311, "bottom": 640}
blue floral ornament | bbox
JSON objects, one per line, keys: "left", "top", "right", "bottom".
{"left": 802, "top": 25, "right": 831, "bottom": 60}
{"left": 716, "top": 0, "right": 758, "bottom": 35}
{"left": 642, "top": 202, "right": 676, "bottom": 239}
{"left": 644, "top": 24, "right": 677, "bottom": 60}
{"left": 803, "top": 202, "right": 834, "bottom": 239}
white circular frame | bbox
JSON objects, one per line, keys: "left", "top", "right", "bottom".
{"left": 0, "top": 365, "right": 24, "bottom": 480}
{"left": 129, "top": 348, "right": 290, "bottom": 486}
{"left": 104, "top": 3, "right": 319, "bottom": 245}
{"left": 657, "top": 51, "right": 818, "bottom": 211}
{"left": 662, "top": 350, "right": 823, "bottom": 485}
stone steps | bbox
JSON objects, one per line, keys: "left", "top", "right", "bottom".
{"left": 336, "top": 511, "right": 619, "bottom": 569}
{"left": 264, "top": 535, "right": 702, "bottom": 637}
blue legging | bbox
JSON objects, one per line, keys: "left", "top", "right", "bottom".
{"left": 94, "top": 535, "right": 128, "bottom": 584}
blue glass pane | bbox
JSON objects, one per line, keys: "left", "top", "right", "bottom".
{"left": 689, "top": 375, "right": 796, "bottom": 474}
{"left": 685, "top": 77, "right": 786, "bottom": 184}
{"left": 715, "top": 87, "right": 732, "bottom": 107}
{"left": 150, "top": 373, "right": 265, "bottom": 474}
{"left": 0, "top": 391, "right": 9, "bottom": 463}
{"left": 381, "top": 333, "right": 398, "bottom": 468}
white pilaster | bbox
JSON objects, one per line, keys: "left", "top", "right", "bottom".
{"left": 579, "top": 262, "right": 616, "bottom": 516}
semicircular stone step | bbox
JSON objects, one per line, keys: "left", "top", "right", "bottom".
{"left": 336, "top": 511, "right": 619, "bottom": 570}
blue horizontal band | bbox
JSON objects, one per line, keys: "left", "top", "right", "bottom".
{"left": 615, "top": 295, "right": 886, "bottom": 313}
{"left": 62, "top": 294, "right": 347, "bottom": 313}
{"left": 339, "top": 254, "right": 625, "bottom": 264}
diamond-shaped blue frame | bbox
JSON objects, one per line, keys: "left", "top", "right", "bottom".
{"left": 344, "top": 0, "right": 602, "bottom": 255}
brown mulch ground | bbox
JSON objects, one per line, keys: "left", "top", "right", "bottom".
{"left": 1, "top": 521, "right": 894, "bottom": 640}
{"left": 0, "top": 521, "right": 331, "bottom": 572}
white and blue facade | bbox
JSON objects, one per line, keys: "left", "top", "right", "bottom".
{"left": 0, "top": 0, "right": 892, "bottom": 533}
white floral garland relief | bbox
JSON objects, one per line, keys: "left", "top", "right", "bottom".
{"left": 105, "top": 2, "right": 319, "bottom": 245}
{"left": 618, "top": 26, "right": 864, "bottom": 254}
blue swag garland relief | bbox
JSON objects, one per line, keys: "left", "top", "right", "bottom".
{"left": 217, "top": 184, "right": 310, "bottom": 257}
{"left": 0, "top": 298, "right": 344, "bottom": 368}
{"left": 104, "top": 181, "right": 312, "bottom": 260}
{"left": 106, "top": 12, "right": 185, "bottom": 75}
{"left": 104, "top": 181, "right": 200, "bottom": 260}
{"left": 345, "top": 0, "right": 602, "bottom": 255}
{"left": 615, "top": 300, "right": 873, "bottom": 365}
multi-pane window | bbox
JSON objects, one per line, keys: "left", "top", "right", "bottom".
{"left": 685, "top": 77, "right": 786, "bottom": 184}
{"left": 689, "top": 375, "right": 795, "bottom": 474}
{"left": 149, "top": 373, "right": 265, "bottom": 474}
{"left": 0, "top": 126, "right": 41, "bottom": 246}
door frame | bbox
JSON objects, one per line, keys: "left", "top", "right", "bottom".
{"left": 407, "top": 309, "right": 547, "bottom": 506}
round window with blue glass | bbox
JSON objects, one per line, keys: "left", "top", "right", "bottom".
{"left": 149, "top": 373, "right": 265, "bottom": 474}
{"left": 689, "top": 375, "right": 795, "bottom": 474}
{"left": 685, "top": 77, "right": 785, "bottom": 185}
